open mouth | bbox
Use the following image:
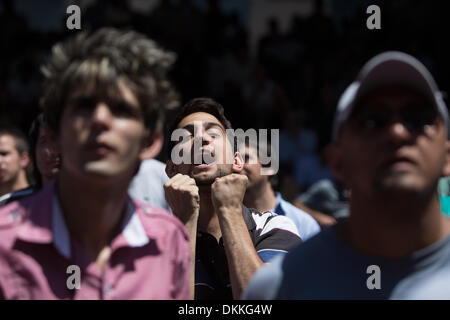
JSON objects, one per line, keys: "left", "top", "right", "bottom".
{"left": 192, "top": 148, "right": 216, "bottom": 167}
{"left": 193, "top": 161, "right": 215, "bottom": 169}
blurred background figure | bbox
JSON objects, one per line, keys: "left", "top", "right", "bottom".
{"left": 0, "top": 114, "right": 61, "bottom": 206}
{"left": 240, "top": 138, "right": 320, "bottom": 240}
{"left": 0, "top": 125, "right": 30, "bottom": 203}
{"left": 129, "top": 159, "right": 171, "bottom": 211}
{"left": 293, "top": 143, "right": 349, "bottom": 228}
{"left": 28, "top": 113, "right": 60, "bottom": 188}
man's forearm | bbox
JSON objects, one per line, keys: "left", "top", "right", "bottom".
{"left": 181, "top": 214, "right": 199, "bottom": 300}
{"left": 216, "top": 206, "right": 264, "bottom": 300}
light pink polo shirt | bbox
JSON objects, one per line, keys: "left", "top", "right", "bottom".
{"left": 0, "top": 182, "right": 190, "bottom": 300}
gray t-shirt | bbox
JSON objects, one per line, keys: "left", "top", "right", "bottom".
{"left": 128, "top": 159, "right": 170, "bottom": 211}
{"left": 243, "top": 224, "right": 450, "bottom": 299}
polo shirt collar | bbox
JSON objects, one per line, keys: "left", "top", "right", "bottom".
{"left": 52, "top": 193, "right": 150, "bottom": 260}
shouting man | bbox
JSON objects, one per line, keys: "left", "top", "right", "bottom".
{"left": 164, "top": 97, "right": 301, "bottom": 300}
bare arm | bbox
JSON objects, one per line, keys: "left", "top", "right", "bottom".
{"left": 211, "top": 174, "right": 263, "bottom": 299}
{"left": 217, "top": 206, "right": 264, "bottom": 299}
{"left": 164, "top": 174, "right": 200, "bottom": 300}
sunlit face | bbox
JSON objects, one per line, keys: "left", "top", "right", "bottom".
{"left": 171, "top": 112, "right": 241, "bottom": 185}
{"left": 35, "top": 124, "right": 61, "bottom": 184}
{"left": 59, "top": 80, "right": 149, "bottom": 182}
{"left": 0, "top": 134, "right": 27, "bottom": 187}
{"left": 332, "top": 85, "right": 450, "bottom": 197}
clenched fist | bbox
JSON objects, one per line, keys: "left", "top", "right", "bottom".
{"left": 164, "top": 173, "right": 200, "bottom": 224}
{"left": 211, "top": 174, "right": 248, "bottom": 211}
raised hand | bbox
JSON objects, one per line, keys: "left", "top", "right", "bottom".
{"left": 211, "top": 174, "right": 248, "bottom": 211}
{"left": 164, "top": 173, "right": 200, "bottom": 224}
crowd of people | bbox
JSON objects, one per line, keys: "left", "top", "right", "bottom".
{"left": 1, "top": 0, "right": 450, "bottom": 300}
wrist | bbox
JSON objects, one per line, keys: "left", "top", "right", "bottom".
{"left": 215, "top": 204, "right": 242, "bottom": 216}
{"left": 173, "top": 209, "right": 199, "bottom": 225}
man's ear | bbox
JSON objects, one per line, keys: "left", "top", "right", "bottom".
{"left": 442, "top": 140, "right": 450, "bottom": 177}
{"left": 327, "top": 143, "right": 347, "bottom": 185}
{"left": 165, "top": 159, "right": 178, "bottom": 178}
{"left": 20, "top": 151, "right": 30, "bottom": 169}
{"left": 139, "top": 131, "right": 163, "bottom": 161}
{"left": 232, "top": 151, "right": 244, "bottom": 173}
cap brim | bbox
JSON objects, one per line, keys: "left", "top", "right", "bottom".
{"left": 332, "top": 51, "right": 449, "bottom": 141}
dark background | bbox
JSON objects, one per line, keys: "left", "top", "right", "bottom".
{"left": 1, "top": 0, "right": 448, "bottom": 198}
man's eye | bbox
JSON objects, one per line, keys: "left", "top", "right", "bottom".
{"left": 361, "top": 112, "right": 388, "bottom": 129}
{"left": 68, "top": 97, "right": 95, "bottom": 113}
{"left": 110, "top": 102, "right": 141, "bottom": 118}
{"left": 207, "top": 130, "right": 221, "bottom": 138}
{"left": 181, "top": 131, "right": 193, "bottom": 139}
{"left": 405, "top": 108, "right": 437, "bottom": 127}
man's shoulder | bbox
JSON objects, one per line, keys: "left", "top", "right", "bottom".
{"left": 0, "top": 188, "right": 47, "bottom": 225}
{"left": 246, "top": 207, "right": 299, "bottom": 236}
{"left": 243, "top": 228, "right": 339, "bottom": 299}
{"left": 0, "top": 200, "right": 26, "bottom": 230}
{"left": 244, "top": 206, "right": 302, "bottom": 261}
{"left": 133, "top": 198, "right": 189, "bottom": 240}
{"left": 135, "top": 159, "right": 168, "bottom": 182}
{"left": 278, "top": 196, "right": 315, "bottom": 221}
{"left": 0, "top": 190, "right": 50, "bottom": 251}
{"left": 0, "top": 187, "right": 37, "bottom": 207}
{"left": 284, "top": 226, "right": 337, "bottom": 259}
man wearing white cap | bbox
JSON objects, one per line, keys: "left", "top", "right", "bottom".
{"left": 242, "top": 51, "right": 450, "bottom": 299}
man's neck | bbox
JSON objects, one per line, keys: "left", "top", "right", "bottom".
{"left": 0, "top": 172, "right": 29, "bottom": 196}
{"left": 198, "top": 185, "right": 221, "bottom": 241}
{"left": 342, "top": 190, "right": 450, "bottom": 258}
{"left": 244, "top": 182, "right": 277, "bottom": 213}
{"left": 56, "top": 170, "right": 130, "bottom": 261}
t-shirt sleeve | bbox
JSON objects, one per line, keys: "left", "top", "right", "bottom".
{"left": 251, "top": 211, "right": 302, "bottom": 262}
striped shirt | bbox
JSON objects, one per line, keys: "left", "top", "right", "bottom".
{"left": 194, "top": 205, "right": 301, "bottom": 300}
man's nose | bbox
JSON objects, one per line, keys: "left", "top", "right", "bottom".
{"left": 193, "top": 127, "right": 213, "bottom": 145}
{"left": 47, "top": 143, "right": 61, "bottom": 158}
{"left": 91, "top": 103, "right": 113, "bottom": 129}
{"left": 385, "top": 120, "right": 414, "bottom": 145}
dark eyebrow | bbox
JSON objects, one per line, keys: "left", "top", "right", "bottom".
{"left": 180, "top": 124, "right": 195, "bottom": 133}
{"left": 180, "top": 122, "right": 225, "bottom": 133}
{"left": 67, "top": 93, "right": 140, "bottom": 108}
{"left": 204, "top": 122, "right": 225, "bottom": 132}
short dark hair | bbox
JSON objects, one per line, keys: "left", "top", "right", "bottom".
{"left": 28, "top": 113, "right": 48, "bottom": 188}
{"left": 0, "top": 125, "right": 29, "bottom": 155}
{"left": 167, "top": 97, "right": 235, "bottom": 157}
{"left": 40, "top": 27, "right": 179, "bottom": 134}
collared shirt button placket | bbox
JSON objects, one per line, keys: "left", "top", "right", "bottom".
{"left": 10, "top": 211, "right": 19, "bottom": 222}
{"left": 103, "top": 284, "right": 113, "bottom": 298}
{"left": 101, "top": 269, "right": 114, "bottom": 300}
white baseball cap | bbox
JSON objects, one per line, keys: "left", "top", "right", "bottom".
{"left": 332, "top": 51, "right": 449, "bottom": 142}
